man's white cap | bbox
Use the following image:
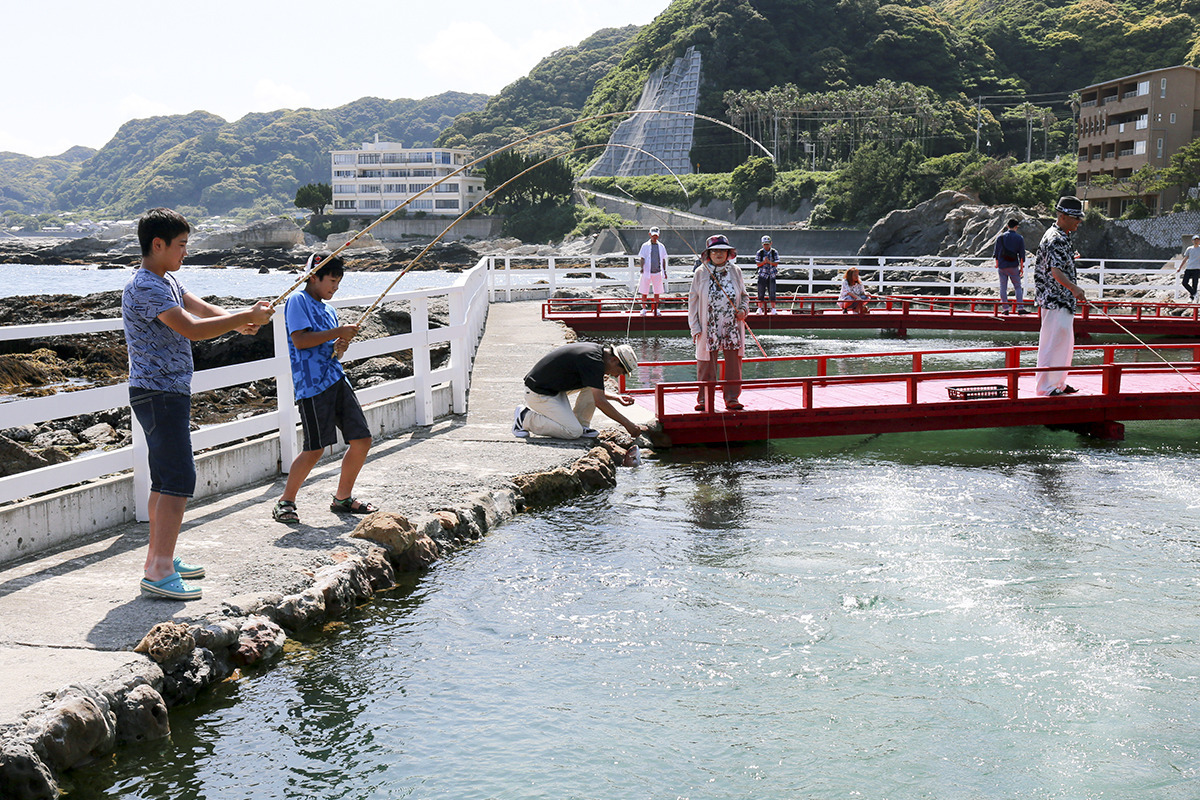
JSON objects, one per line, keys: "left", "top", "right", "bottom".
{"left": 649, "top": 227, "right": 660, "bottom": 236}
{"left": 761, "top": 235, "right": 772, "bottom": 243}
{"left": 1193, "top": 233, "right": 1199, "bottom": 240}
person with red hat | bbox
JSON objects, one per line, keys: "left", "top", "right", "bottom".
{"left": 688, "top": 234, "right": 750, "bottom": 411}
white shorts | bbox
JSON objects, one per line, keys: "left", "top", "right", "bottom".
{"left": 638, "top": 273, "right": 665, "bottom": 295}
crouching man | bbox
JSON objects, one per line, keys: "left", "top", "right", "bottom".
{"left": 513, "top": 342, "right": 645, "bottom": 440}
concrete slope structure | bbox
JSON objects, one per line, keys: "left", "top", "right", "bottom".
{"left": 583, "top": 47, "right": 702, "bottom": 178}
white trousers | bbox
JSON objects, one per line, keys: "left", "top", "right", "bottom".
{"left": 1036, "top": 307, "right": 1075, "bottom": 396}
{"left": 521, "top": 387, "right": 597, "bottom": 439}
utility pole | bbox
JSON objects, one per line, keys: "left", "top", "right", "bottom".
{"left": 975, "top": 96, "right": 982, "bottom": 152}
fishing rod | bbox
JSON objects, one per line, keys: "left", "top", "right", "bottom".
{"left": 612, "top": 183, "right": 766, "bottom": 356}
{"left": 1080, "top": 298, "right": 1200, "bottom": 391}
{"left": 351, "top": 143, "right": 689, "bottom": 326}
{"left": 271, "top": 109, "right": 775, "bottom": 308}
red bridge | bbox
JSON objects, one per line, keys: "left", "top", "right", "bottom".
{"left": 546, "top": 295, "right": 1200, "bottom": 338}
{"left": 622, "top": 343, "right": 1200, "bottom": 446}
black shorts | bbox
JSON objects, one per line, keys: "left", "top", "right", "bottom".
{"left": 298, "top": 377, "right": 371, "bottom": 452}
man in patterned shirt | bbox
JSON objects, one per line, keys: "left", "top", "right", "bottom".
{"left": 1033, "top": 195, "right": 1088, "bottom": 396}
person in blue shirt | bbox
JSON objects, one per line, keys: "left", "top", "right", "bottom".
{"left": 124, "top": 207, "right": 274, "bottom": 600}
{"left": 992, "top": 218, "right": 1029, "bottom": 314}
{"left": 273, "top": 254, "right": 377, "bottom": 524}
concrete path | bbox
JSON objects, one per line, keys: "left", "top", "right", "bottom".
{"left": 0, "top": 301, "right": 654, "bottom": 727}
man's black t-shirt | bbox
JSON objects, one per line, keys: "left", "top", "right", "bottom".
{"left": 524, "top": 342, "right": 606, "bottom": 395}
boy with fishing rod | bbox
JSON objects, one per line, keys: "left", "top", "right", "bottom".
{"left": 272, "top": 253, "right": 378, "bottom": 524}
{"left": 125, "top": 208, "right": 274, "bottom": 601}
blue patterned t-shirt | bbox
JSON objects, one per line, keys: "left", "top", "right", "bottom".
{"left": 285, "top": 289, "right": 345, "bottom": 400}
{"left": 122, "top": 268, "right": 193, "bottom": 394}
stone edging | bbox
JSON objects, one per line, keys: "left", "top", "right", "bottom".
{"left": 0, "top": 434, "right": 637, "bottom": 799}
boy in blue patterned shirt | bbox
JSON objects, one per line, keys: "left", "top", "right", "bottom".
{"left": 272, "top": 254, "right": 377, "bottom": 524}
{"left": 124, "top": 207, "right": 274, "bottom": 600}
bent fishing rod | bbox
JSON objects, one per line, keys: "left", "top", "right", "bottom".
{"left": 272, "top": 109, "right": 775, "bottom": 307}
{"left": 609, "top": 178, "right": 766, "bottom": 356}
{"left": 351, "top": 142, "right": 689, "bottom": 325}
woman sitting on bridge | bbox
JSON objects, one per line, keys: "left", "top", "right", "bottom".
{"left": 839, "top": 267, "right": 876, "bottom": 314}
{"left": 688, "top": 234, "right": 750, "bottom": 412}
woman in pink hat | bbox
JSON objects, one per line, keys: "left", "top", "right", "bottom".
{"left": 688, "top": 235, "right": 750, "bottom": 411}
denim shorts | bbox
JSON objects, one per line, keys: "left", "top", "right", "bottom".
{"left": 130, "top": 387, "right": 196, "bottom": 498}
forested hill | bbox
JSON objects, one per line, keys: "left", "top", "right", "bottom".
{"left": 575, "top": 0, "right": 1200, "bottom": 170}
{"left": 3, "top": 92, "right": 487, "bottom": 220}
{"left": 0, "top": 146, "right": 95, "bottom": 217}
{"left": 435, "top": 26, "right": 640, "bottom": 155}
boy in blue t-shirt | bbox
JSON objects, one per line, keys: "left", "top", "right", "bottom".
{"left": 272, "top": 254, "right": 377, "bottom": 524}
{"left": 124, "top": 207, "right": 274, "bottom": 601}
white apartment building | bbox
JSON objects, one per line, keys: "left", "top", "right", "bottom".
{"left": 329, "top": 139, "right": 485, "bottom": 217}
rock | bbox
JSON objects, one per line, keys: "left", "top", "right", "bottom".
{"left": 1, "top": 424, "right": 38, "bottom": 442}
{"left": 326, "top": 230, "right": 384, "bottom": 250}
{"left": 223, "top": 592, "right": 285, "bottom": 618}
{"left": 232, "top": 615, "right": 286, "bottom": 666}
{"left": 190, "top": 218, "right": 304, "bottom": 250}
{"left": 112, "top": 684, "right": 170, "bottom": 744}
{"left": 0, "top": 434, "right": 52, "bottom": 477}
{"left": 160, "top": 648, "right": 227, "bottom": 706}
{"left": 361, "top": 548, "right": 397, "bottom": 592}
{"left": 859, "top": 191, "right": 978, "bottom": 256}
{"left": 31, "top": 430, "right": 79, "bottom": 449}
{"left": 312, "top": 560, "right": 373, "bottom": 618}
{"left": 133, "top": 622, "right": 195, "bottom": 665}
{"left": 26, "top": 691, "right": 116, "bottom": 772}
{"left": 275, "top": 586, "right": 327, "bottom": 631}
{"left": 513, "top": 466, "right": 583, "bottom": 506}
{"left": 191, "top": 619, "right": 241, "bottom": 651}
{"left": 0, "top": 740, "right": 57, "bottom": 800}
{"left": 79, "top": 422, "right": 118, "bottom": 445}
{"left": 351, "top": 512, "right": 440, "bottom": 571}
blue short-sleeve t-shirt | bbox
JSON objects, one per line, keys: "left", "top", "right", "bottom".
{"left": 285, "top": 289, "right": 345, "bottom": 400}
{"left": 122, "top": 268, "right": 193, "bottom": 394}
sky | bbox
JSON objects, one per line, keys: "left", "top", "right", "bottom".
{"left": 3, "top": 0, "right": 665, "bottom": 158}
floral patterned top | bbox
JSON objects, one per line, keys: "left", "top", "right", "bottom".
{"left": 705, "top": 266, "right": 742, "bottom": 351}
{"left": 1033, "top": 223, "right": 1078, "bottom": 313}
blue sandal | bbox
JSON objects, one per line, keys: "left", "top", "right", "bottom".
{"left": 173, "top": 556, "right": 205, "bottom": 579}
{"left": 140, "top": 572, "right": 202, "bottom": 601}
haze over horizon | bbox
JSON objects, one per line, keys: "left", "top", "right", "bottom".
{"left": 4, "top": 0, "right": 663, "bottom": 159}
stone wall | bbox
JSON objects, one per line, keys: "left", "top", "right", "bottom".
{"left": 1114, "top": 211, "right": 1200, "bottom": 252}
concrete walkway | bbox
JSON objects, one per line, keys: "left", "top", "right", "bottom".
{"left": 0, "top": 301, "right": 654, "bottom": 727}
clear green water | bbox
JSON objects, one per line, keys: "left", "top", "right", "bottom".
{"left": 66, "top": 331, "right": 1200, "bottom": 799}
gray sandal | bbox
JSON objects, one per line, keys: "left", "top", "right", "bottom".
{"left": 272, "top": 499, "right": 300, "bottom": 523}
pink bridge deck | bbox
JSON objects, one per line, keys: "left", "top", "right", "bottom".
{"left": 545, "top": 295, "right": 1200, "bottom": 338}
{"left": 623, "top": 343, "right": 1200, "bottom": 445}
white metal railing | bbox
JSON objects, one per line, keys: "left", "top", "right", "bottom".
{"left": 485, "top": 254, "right": 1180, "bottom": 302}
{"left": 0, "top": 257, "right": 491, "bottom": 517}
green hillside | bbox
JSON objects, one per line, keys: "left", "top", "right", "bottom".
{"left": 575, "top": 0, "right": 1199, "bottom": 171}
{"left": 436, "top": 26, "right": 640, "bottom": 156}
{"left": 54, "top": 93, "right": 487, "bottom": 219}
{"left": 0, "top": 146, "right": 96, "bottom": 216}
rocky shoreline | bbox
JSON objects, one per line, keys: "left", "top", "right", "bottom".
{"left": 0, "top": 291, "right": 452, "bottom": 480}
{"left": 0, "top": 433, "right": 640, "bottom": 799}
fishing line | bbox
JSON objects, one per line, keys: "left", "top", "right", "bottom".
{"left": 1081, "top": 299, "right": 1200, "bottom": 391}
{"left": 272, "top": 109, "right": 775, "bottom": 307}
{"left": 350, "top": 143, "right": 685, "bottom": 325}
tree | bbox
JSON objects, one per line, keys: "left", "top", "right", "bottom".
{"left": 1160, "top": 138, "right": 1200, "bottom": 211}
{"left": 730, "top": 156, "right": 777, "bottom": 214}
{"left": 1113, "top": 165, "right": 1164, "bottom": 215}
{"left": 294, "top": 182, "right": 331, "bottom": 216}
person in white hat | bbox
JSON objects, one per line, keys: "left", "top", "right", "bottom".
{"left": 512, "top": 342, "right": 645, "bottom": 440}
{"left": 755, "top": 234, "right": 779, "bottom": 314}
{"left": 1033, "top": 196, "right": 1087, "bottom": 396}
{"left": 1177, "top": 233, "right": 1200, "bottom": 301}
{"left": 637, "top": 227, "right": 669, "bottom": 316}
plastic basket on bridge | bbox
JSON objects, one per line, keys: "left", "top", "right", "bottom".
{"left": 947, "top": 384, "right": 1008, "bottom": 400}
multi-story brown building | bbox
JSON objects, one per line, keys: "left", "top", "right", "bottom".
{"left": 1076, "top": 65, "right": 1200, "bottom": 216}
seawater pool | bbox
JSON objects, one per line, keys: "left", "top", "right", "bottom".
{"left": 65, "top": 428, "right": 1200, "bottom": 798}
{"left": 53, "top": 323, "right": 1200, "bottom": 799}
